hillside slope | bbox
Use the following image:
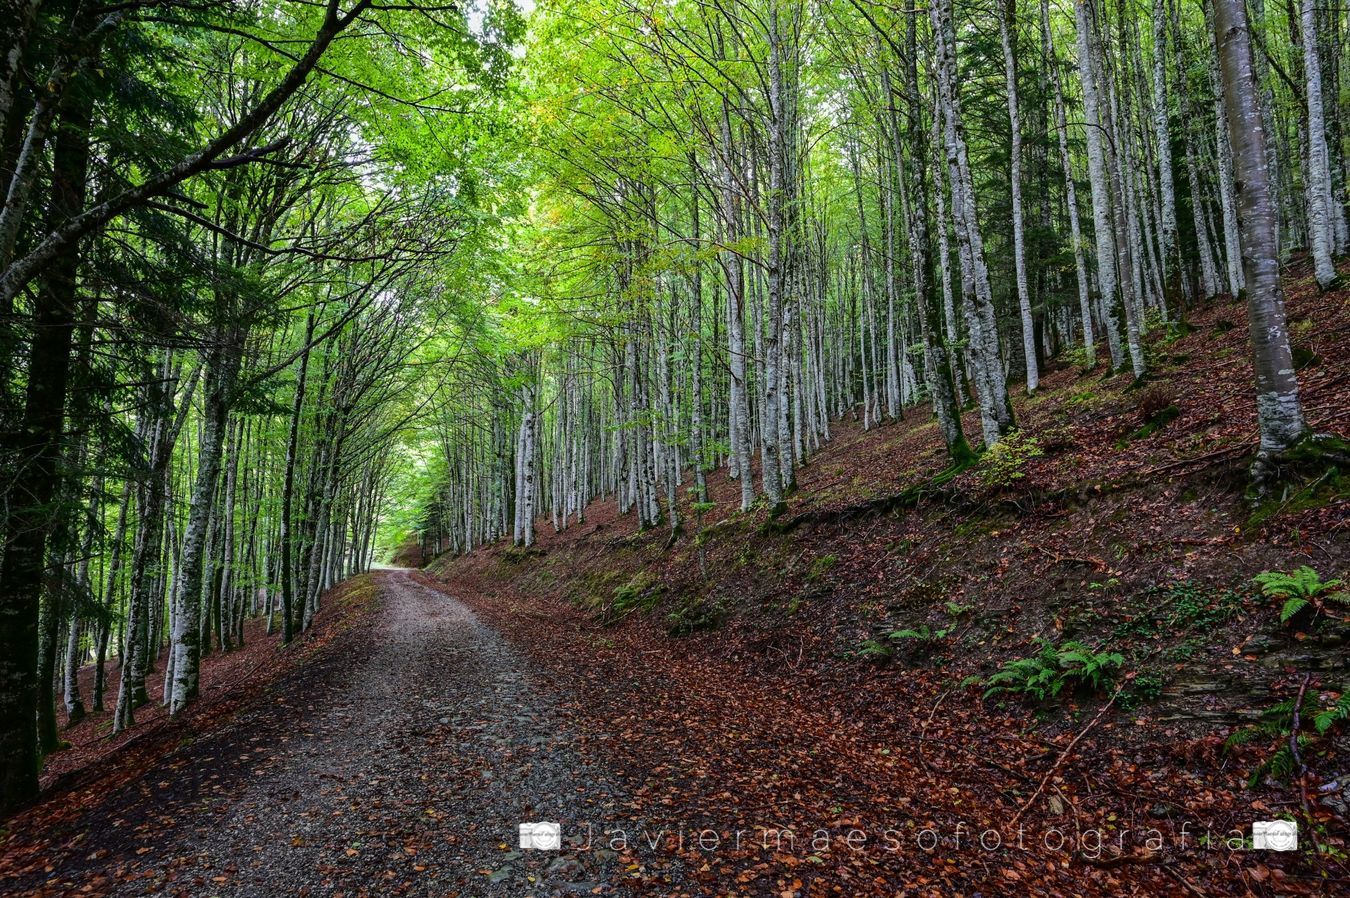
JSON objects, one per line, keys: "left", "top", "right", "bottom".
{"left": 428, "top": 264, "right": 1349, "bottom": 895}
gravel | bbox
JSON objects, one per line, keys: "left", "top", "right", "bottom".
{"left": 15, "top": 571, "right": 624, "bottom": 897}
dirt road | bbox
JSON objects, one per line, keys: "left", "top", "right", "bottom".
{"left": 3, "top": 571, "right": 622, "bottom": 897}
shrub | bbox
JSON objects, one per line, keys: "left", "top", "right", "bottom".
{"left": 1252, "top": 566, "right": 1348, "bottom": 624}
{"left": 975, "top": 431, "right": 1044, "bottom": 489}
{"left": 975, "top": 638, "right": 1124, "bottom": 702}
{"left": 1062, "top": 346, "right": 1095, "bottom": 372}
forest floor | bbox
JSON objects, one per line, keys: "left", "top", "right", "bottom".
{"left": 3, "top": 264, "right": 1348, "bottom": 898}
{"left": 418, "top": 263, "right": 1350, "bottom": 896}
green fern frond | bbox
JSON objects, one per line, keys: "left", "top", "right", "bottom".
{"left": 1314, "top": 692, "right": 1350, "bottom": 735}
{"left": 1279, "top": 596, "right": 1309, "bottom": 621}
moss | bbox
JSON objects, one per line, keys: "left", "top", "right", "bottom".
{"left": 806, "top": 553, "right": 838, "bottom": 581}
{"left": 500, "top": 546, "right": 546, "bottom": 565}
{"left": 954, "top": 516, "right": 1001, "bottom": 538}
{"left": 611, "top": 570, "right": 658, "bottom": 614}
{"left": 1247, "top": 466, "right": 1349, "bottom": 529}
{"left": 1249, "top": 433, "right": 1350, "bottom": 498}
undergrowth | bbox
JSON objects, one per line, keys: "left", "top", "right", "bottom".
{"left": 972, "top": 638, "right": 1124, "bottom": 702}
{"left": 1226, "top": 686, "right": 1350, "bottom": 787}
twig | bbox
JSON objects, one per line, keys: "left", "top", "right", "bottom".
{"left": 1289, "top": 673, "right": 1324, "bottom": 857}
{"left": 917, "top": 689, "right": 951, "bottom": 772}
{"left": 916, "top": 736, "right": 1034, "bottom": 785}
{"left": 1161, "top": 863, "right": 1210, "bottom": 897}
{"left": 1031, "top": 544, "right": 1109, "bottom": 572}
{"left": 1076, "top": 849, "right": 1159, "bottom": 867}
{"left": 1010, "top": 688, "right": 1121, "bottom": 828}
{"left": 1137, "top": 442, "right": 1249, "bottom": 478}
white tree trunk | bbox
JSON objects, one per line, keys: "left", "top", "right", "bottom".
{"left": 1075, "top": 0, "right": 1124, "bottom": 370}
{"left": 1212, "top": 0, "right": 1309, "bottom": 466}
{"left": 1151, "top": 0, "right": 1179, "bottom": 294}
{"left": 1043, "top": 0, "right": 1095, "bottom": 365}
{"left": 1298, "top": 0, "right": 1340, "bottom": 287}
{"left": 1001, "top": 0, "right": 1038, "bottom": 392}
{"left": 168, "top": 340, "right": 237, "bottom": 716}
{"left": 933, "top": 0, "right": 1014, "bottom": 444}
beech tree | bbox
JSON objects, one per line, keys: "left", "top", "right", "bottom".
{"left": 1212, "top": 0, "right": 1309, "bottom": 472}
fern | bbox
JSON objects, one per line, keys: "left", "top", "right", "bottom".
{"left": 1253, "top": 566, "right": 1348, "bottom": 623}
{"left": 979, "top": 638, "right": 1124, "bottom": 702}
{"left": 854, "top": 639, "right": 894, "bottom": 660}
{"left": 1279, "top": 596, "right": 1309, "bottom": 622}
{"left": 1226, "top": 686, "right": 1348, "bottom": 787}
{"left": 1314, "top": 692, "right": 1350, "bottom": 735}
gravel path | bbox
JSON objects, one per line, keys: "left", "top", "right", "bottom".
{"left": 10, "top": 571, "right": 624, "bottom": 897}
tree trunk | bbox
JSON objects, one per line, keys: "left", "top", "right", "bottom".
{"left": 1001, "top": 0, "right": 1039, "bottom": 392}
{"left": 279, "top": 310, "right": 314, "bottom": 644}
{"left": 1212, "top": 0, "right": 1310, "bottom": 472}
{"left": 1298, "top": 0, "right": 1341, "bottom": 287}
{"left": 0, "top": 84, "right": 90, "bottom": 813}
{"left": 904, "top": 3, "right": 974, "bottom": 463}
{"left": 1043, "top": 0, "right": 1096, "bottom": 364}
{"left": 1151, "top": 0, "right": 1180, "bottom": 299}
{"left": 933, "top": 0, "right": 1015, "bottom": 443}
{"left": 168, "top": 335, "right": 240, "bottom": 715}
{"left": 1075, "top": 0, "right": 1126, "bottom": 370}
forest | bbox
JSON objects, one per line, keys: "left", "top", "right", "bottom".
{"left": 1, "top": 0, "right": 1348, "bottom": 894}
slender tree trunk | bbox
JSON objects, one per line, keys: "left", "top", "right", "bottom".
{"left": 279, "top": 310, "right": 314, "bottom": 645}
{"left": 904, "top": 3, "right": 973, "bottom": 462}
{"left": 1151, "top": 0, "right": 1180, "bottom": 299}
{"left": 1298, "top": 0, "right": 1341, "bottom": 287}
{"left": 168, "top": 335, "right": 239, "bottom": 715}
{"left": 1102, "top": 59, "right": 1149, "bottom": 379}
{"left": 760, "top": 3, "right": 790, "bottom": 506}
{"left": 93, "top": 480, "right": 131, "bottom": 712}
{"left": 1001, "top": 0, "right": 1039, "bottom": 392}
{"left": 719, "top": 98, "right": 755, "bottom": 511}
{"left": 933, "top": 0, "right": 1015, "bottom": 443}
{"left": 1043, "top": 0, "right": 1096, "bottom": 364}
{"left": 1204, "top": 2, "right": 1246, "bottom": 295}
{"left": 1212, "top": 0, "right": 1311, "bottom": 473}
{"left": 1076, "top": 0, "right": 1125, "bottom": 370}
